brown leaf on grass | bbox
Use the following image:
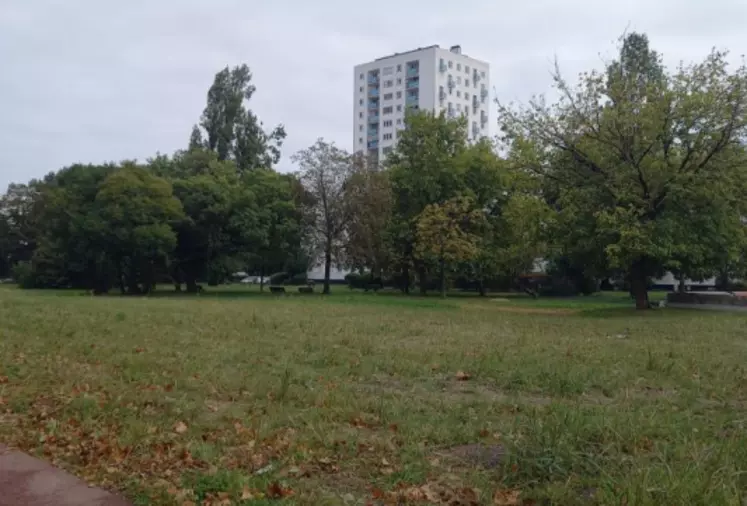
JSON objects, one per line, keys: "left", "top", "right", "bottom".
{"left": 241, "top": 486, "right": 262, "bottom": 500}
{"left": 350, "top": 414, "right": 379, "bottom": 429}
{"left": 0, "top": 376, "right": 8, "bottom": 384}
{"left": 164, "top": 384, "right": 174, "bottom": 392}
{"left": 174, "top": 421, "right": 188, "bottom": 434}
{"left": 266, "top": 481, "right": 294, "bottom": 499}
{"left": 134, "top": 347, "right": 145, "bottom": 353}
{"left": 455, "top": 371, "right": 472, "bottom": 381}
{"left": 493, "top": 488, "right": 521, "bottom": 505}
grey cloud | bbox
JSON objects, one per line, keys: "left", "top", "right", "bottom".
{"left": 1, "top": 0, "right": 745, "bottom": 190}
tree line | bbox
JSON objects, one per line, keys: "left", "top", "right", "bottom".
{"left": 2, "top": 33, "right": 747, "bottom": 308}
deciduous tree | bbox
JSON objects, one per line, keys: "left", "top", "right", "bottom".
{"left": 387, "top": 111, "right": 469, "bottom": 293}
{"left": 499, "top": 32, "right": 747, "bottom": 308}
{"left": 197, "top": 64, "right": 286, "bottom": 170}
{"left": 415, "top": 196, "right": 484, "bottom": 298}
{"left": 293, "top": 139, "right": 351, "bottom": 294}
{"left": 343, "top": 155, "right": 392, "bottom": 279}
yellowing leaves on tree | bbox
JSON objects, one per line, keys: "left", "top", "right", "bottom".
{"left": 416, "top": 196, "right": 484, "bottom": 298}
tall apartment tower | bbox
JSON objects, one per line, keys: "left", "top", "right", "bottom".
{"left": 353, "top": 44, "right": 490, "bottom": 163}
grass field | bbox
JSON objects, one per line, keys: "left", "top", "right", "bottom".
{"left": 1, "top": 286, "right": 746, "bottom": 505}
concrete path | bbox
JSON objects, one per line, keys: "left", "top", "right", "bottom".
{"left": 0, "top": 445, "right": 131, "bottom": 506}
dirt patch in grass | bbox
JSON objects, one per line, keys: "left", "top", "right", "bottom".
{"left": 488, "top": 306, "right": 580, "bottom": 316}
{"left": 435, "top": 443, "right": 507, "bottom": 469}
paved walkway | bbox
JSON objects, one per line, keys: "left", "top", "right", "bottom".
{"left": 0, "top": 445, "right": 131, "bottom": 506}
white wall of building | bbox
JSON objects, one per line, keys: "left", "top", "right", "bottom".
{"left": 353, "top": 45, "right": 490, "bottom": 162}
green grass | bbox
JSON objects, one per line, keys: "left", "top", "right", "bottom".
{"left": 1, "top": 285, "right": 747, "bottom": 505}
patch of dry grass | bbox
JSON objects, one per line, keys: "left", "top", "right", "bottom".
{"left": 1, "top": 287, "right": 747, "bottom": 505}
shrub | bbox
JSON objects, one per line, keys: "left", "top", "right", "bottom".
{"left": 345, "top": 273, "right": 367, "bottom": 290}
{"left": 269, "top": 271, "right": 289, "bottom": 285}
{"left": 285, "top": 273, "right": 309, "bottom": 286}
{"left": 11, "top": 261, "right": 36, "bottom": 288}
{"left": 346, "top": 272, "right": 384, "bottom": 290}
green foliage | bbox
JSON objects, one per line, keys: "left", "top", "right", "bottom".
{"left": 499, "top": 32, "right": 747, "bottom": 308}
{"left": 269, "top": 271, "right": 289, "bottom": 285}
{"left": 6, "top": 39, "right": 747, "bottom": 308}
{"left": 386, "top": 111, "right": 472, "bottom": 293}
{"left": 285, "top": 272, "right": 308, "bottom": 286}
{"left": 415, "top": 196, "right": 484, "bottom": 297}
{"left": 96, "top": 164, "right": 184, "bottom": 293}
{"left": 197, "top": 64, "right": 286, "bottom": 170}
{"left": 343, "top": 155, "right": 392, "bottom": 277}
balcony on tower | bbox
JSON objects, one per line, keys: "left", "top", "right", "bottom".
{"left": 480, "top": 110, "right": 488, "bottom": 126}
{"left": 472, "top": 95, "right": 479, "bottom": 112}
{"left": 439, "top": 59, "right": 447, "bottom": 73}
{"left": 473, "top": 69, "right": 481, "bottom": 83}
{"left": 406, "top": 60, "right": 419, "bottom": 78}
{"left": 368, "top": 87, "right": 379, "bottom": 97}
{"left": 447, "top": 75, "right": 455, "bottom": 92}
{"left": 480, "top": 86, "right": 488, "bottom": 103}
{"left": 405, "top": 89, "right": 419, "bottom": 107}
{"left": 367, "top": 139, "right": 379, "bottom": 150}
{"left": 406, "top": 76, "right": 419, "bottom": 90}
{"left": 439, "top": 86, "right": 446, "bottom": 103}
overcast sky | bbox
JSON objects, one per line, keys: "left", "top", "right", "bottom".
{"left": 1, "top": 0, "right": 745, "bottom": 190}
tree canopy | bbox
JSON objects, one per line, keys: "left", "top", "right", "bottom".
{"left": 4, "top": 34, "right": 747, "bottom": 307}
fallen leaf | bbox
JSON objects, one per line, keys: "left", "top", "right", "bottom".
{"left": 493, "top": 488, "right": 521, "bottom": 505}
{"left": 266, "top": 481, "right": 294, "bottom": 499}
{"left": 174, "top": 421, "right": 188, "bottom": 434}
{"left": 241, "top": 487, "right": 260, "bottom": 500}
{"left": 134, "top": 347, "right": 145, "bottom": 353}
{"left": 164, "top": 384, "right": 174, "bottom": 392}
{"left": 455, "top": 371, "right": 472, "bottom": 381}
{"left": 479, "top": 429, "right": 490, "bottom": 437}
{"left": 0, "top": 376, "right": 8, "bottom": 384}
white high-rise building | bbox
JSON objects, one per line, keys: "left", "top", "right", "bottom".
{"left": 353, "top": 44, "right": 490, "bottom": 163}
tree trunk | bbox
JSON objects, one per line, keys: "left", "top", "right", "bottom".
{"left": 323, "top": 238, "right": 332, "bottom": 295}
{"left": 117, "top": 261, "right": 126, "bottom": 295}
{"left": 717, "top": 268, "right": 730, "bottom": 291}
{"left": 418, "top": 264, "right": 427, "bottom": 296}
{"left": 478, "top": 278, "right": 486, "bottom": 297}
{"left": 677, "top": 272, "right": 687, "bottom": 294}
{"left": 259, "top": 261, "right": 265, "bottom": 293}
{"left": 629, "top": 259, "right": 650, "bottom": 310}
{"left": 185, "top": 274, "right": 199, "bottom": 293}
{"left": 439, "top": 258, "right": 446, "bottom": 298}
{"left": 402, "top": 264, "right": 410, "bottom": 294}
